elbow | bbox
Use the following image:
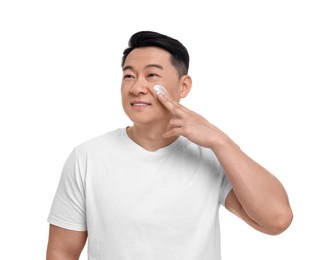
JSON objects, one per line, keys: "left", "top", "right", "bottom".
{"left": 268, "top": 208, "right": 294, "bottom": 235}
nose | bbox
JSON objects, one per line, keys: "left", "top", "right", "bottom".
{"left": 130, "top": 77, "right": 149, "bottom": 95}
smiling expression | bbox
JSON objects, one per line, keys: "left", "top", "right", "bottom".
{"left": 121, "top": 47, "right": 186, "bottom": 127}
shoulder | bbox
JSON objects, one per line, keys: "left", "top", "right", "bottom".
{"left": 73, "top": 128, "right": 125, "bottom": 157}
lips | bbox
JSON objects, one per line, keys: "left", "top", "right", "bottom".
{"left": 130, "top": 101, "right": 151, "bottom": 106}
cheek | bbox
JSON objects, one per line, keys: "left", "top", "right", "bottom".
{"left": 121, "top": 90, "right": 129, "bottom": 109}
{"left": 164, "top": 80, "right": 182, "bottom": 100}
{"left": 167, "top": 88, "right": 181, "bottom": 101}
{"left": 121, "top": 85, "right": 129, "bottom": 98}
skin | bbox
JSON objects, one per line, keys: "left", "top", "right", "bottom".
{"left": 46, "top": 46, "right": 293, "bottom": 259}
{"left": 46, "top": 225, "right": 87, "bottom": 260}
{"left": 121, "top": 47, "right": 192, "bottom": 151}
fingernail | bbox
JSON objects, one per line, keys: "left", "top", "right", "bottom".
{"left": 153, "top": 85, "right": 168, "bottom": 96}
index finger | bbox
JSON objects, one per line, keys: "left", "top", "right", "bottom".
{"left": 157, "top": 93, "right": 181, "bottom": 115}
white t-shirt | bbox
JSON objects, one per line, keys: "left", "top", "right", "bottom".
{"left": 48, "top": 128, "right": 232, "bottom": 260}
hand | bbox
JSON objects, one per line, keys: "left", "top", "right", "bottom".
{"left": 157, "top": 93, "right": 225, "bottom": 149}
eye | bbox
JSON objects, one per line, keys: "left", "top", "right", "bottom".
{"left": 147, "top": 73, "right": 158, "bottom": 78}
{"left": 123, "top": 74, "right": 135, "bottom": 79}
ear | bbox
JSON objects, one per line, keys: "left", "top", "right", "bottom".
{"left": 179, "top": 75, "right": 192, "bottom": 98}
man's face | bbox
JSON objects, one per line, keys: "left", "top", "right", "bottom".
{"left": 121, "top": 47, "right": 182, "bottom": 126}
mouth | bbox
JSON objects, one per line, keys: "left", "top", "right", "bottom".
{"left": 130, "top": 101, "right": 151, "bottom": 107}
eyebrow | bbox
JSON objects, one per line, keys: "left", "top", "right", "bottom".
{"left": 122, "top": 64, "right": 164, "bottom": 71}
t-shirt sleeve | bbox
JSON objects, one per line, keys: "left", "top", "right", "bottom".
{"left": 47, "top": 148, "right": 87, "bottom": 231}
{"left": 219, "top": 170, "right": 233, "bottom": 206}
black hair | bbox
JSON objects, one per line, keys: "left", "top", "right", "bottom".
{"left": 121, "top": 31, "right": 189, "bottom": 78}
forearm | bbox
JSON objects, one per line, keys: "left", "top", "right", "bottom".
{"left": 211, "top": 133, "right": 292, "bottom": 230}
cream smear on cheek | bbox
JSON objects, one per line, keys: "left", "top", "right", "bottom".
{"left": 153, "top": 85, "right": 169, "bottom": 96}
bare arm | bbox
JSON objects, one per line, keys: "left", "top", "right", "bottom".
{"left": 157, "top": 93, "right": 293, "bottom": 235}
{"left": 215, "top": 136, "right": 293, "bottom": 235}
{"left": 46, "top": 225, "right": 87, "bottom": 260}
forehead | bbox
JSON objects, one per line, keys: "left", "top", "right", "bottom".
{"left": 123, "top": 47, "right": 172, "bottom": 68}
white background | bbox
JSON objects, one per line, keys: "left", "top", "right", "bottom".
{"left": 1, "top": 0, "right": 335, "bottom": 259}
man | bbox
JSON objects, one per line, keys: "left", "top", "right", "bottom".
{"left": 46, "top": 31, "right": 293, "bottom": 260}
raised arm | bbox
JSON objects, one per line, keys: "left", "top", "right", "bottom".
{"left": 212, "top": 136, "right": 293, "bottom": 235}
{"left": 46, "top": 225, "right": 87, "bottom": 260}
{"left": 157, "top": 93, "right": 293, "bottom": 235}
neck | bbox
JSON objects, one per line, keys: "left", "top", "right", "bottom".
{"left": 126, "top": 123, "right": 178, "bottom": 152}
